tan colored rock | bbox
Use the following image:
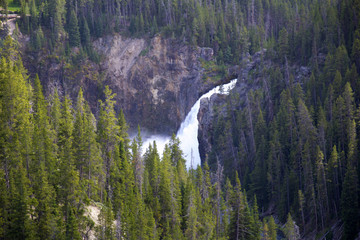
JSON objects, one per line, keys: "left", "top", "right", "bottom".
{"left": 94, "top": 34, "right": 219, "bottom": 134}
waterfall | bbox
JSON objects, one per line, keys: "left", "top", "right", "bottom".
{"left": 140, "top": 79, "right": 238, "bottom": 168}
{"left": 176, "top": 79, "right": 238, "bottom": 168}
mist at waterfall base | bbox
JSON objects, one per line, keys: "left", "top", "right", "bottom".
{"left": 132, "top": 79, "right": 238, "bottom": 168}
{"left": 140, "top": 133, "right": 170, "bottom": 157}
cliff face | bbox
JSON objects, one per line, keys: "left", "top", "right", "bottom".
{"left": 23, "top": 33, "right": 223, "bottom": 134}
{"left": 93, "top": 34, "right": 219, "bottom": 134}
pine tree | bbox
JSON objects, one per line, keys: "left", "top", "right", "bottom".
{"left": 341, "top": 163, "right": 359, "bottom": 240}
{"left": 345, "top": 64, "right": 360, "bottom": 101}
{"left": 0, "top": 42, "right": 35, "bottom": 238}
{"left": 113, "top": 140, "right": 138, "bottom": 239}
{"left": 283, "top": 213, "right": 299, "bottom": 240}
{"left": 352, "top": 30, "right": 360, "bottom": 71}
{"left": 32, "top": 75, "right": 56, "bottom": 183}
{"left": 144, "top": 142, "right": 161, "bottom": 222}
{"left": 131, "top": 126, "right": 143, "bottom": 196}
{"left": 118, "top": 109, "right": 130, "bottom": 151}
{"left": 65, "top": 207, "right": 81, "bottom": 240}
{"left": 186, "top": 198, "right": 198, "bottom": 240}
{"left": 169, "top": 134, "right": 187, "bottom": 185}
{"left": 278, "top": 27, "right": 289, "bottom": 61}
{"left": 327, "top": 146, "right": 340, "bottom": 217}
{"left": 0, "top": 169, "right": 8, "bottom": 239}
{"left": 73, "top": 88, "right": 87, "bottom": 180}
{"left": 251, "top": 196, "right": 261, "bottom": 240}
{"left": 50, "top": 88, "right": 61, "bottom": 136}
{"left": 68, "top": 10, "right": 81, "bottom": 47}
{"left": 159, "top": 145, "right": 182, "bottom": 239}
{"left": 34, "top": 163, "right": 62, "bottom": 240}
{"left": 57, "top": 96, "right": 82, "bottom": 239}
{"left": 83, "top": 102, "right": 103, "bottom": 200}
{"left": 315, "top": 146, "right": 329, "bottom": 230}
{"left": 298, "top": 190, "right": 305, "bottom": 232}
{"left": 80, "top": 18, "right": 91, "bottom": 47}
{"left": 7, "top": 165, "right": 34, "bottom": 239}
{"left": 297, "top": 99, "right": 316, "bottom": 150}
{"left": 0, "top": 51, "right": 32, "bottom": 191}
{"left": 96, "top": 201, "right": 114, "bottom": 240}
{"left": 333, "top": 71, "right": 343, "bottom": 98}
{"left": 144, "top": 207, "right": 158, "bottom": 239}
{"left": 184, "top": 175, "right": 199, "bottom": 239}
{"left": 97, "top": 86, "right": 120, "bottom": 201}
{"left": 334, "top": 45, "right": 350, "bottom": 76}
{"left": 263, "top": 221, "right": 270, "bottom": 240}
{"left": 334, "top": 95, "right": 347, "bottom": 152}
{"left": 268, "top": 216, "right": 277, "bottom": 240}
{"left": 302, "top": 141, "right": 318, "bottom": 231}
{"left": 48, "top": 0, "right": 65, "bottom": 41}
{"left": 229, "top": 172, "right": 247, "bottom": 240}
{"left": 342, "top": 82, "right": 354, "bottom": 122}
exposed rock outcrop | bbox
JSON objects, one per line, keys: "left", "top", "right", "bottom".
{"left": 23, "top": 33, "right": 226, "bottom": 134}
{"left": 94, "top": 34, "right": 224, "bottom": 134}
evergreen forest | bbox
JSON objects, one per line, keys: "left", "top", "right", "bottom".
{"left": 0, "top": 0, "right": 360, "bottom": 238}
{"left": 0, "top": 40, "right": 272, "bottom": 239}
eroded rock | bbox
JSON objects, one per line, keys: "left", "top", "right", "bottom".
{"left": 94, "top": 34, "right": 221, "bottom": 134}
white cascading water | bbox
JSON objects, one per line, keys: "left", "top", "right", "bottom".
{"left": 176, "top": 79, "right": 238, "bottom": 168}
{"left": 140, "top": 79, "right": 238, "bottom": 168}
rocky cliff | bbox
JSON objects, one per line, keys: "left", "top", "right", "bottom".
{"left": 93, "top": 34, "right": 223, "bottom": 134}
{"left": 23, "top": 33, "right": 227, "bottom": 134}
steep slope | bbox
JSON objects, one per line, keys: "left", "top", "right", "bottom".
{"left": 23, "top": 33, "right": 227, "bottom": 134}
{"left": 93, "top": 34, "right": 224, "bottom": 134}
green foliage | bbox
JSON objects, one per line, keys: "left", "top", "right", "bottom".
{"left": 65, "top": 207, "right": 81, "bottom": 240}
{"left": 34, "top": 163, "right": 62, "bottom": 240}
{"left": 268, "top": 216, "right": 277, "bottom": 240}
{"left": 7, "top": 165, "right": 35, "bottom": 239}
{"left": 80, "top": 18, "right": 91, "bottom": 47}
{"left": 48, "top": 0, "right": 65, "bottom": 41}
{"left": 0, "top": 39, "right": 222, "bottom": 240}
{"left": 68, "top": 10, "right": 80, "bottom": 47}
{"left": 200, "top": 59, "right": 227, "bottom": 82}
{"left": 278, "top": 28, "right": 289, "bottom": 61}
{"left": 6, "top": 0, "right": 20, "bottom": 12}
{"left": 352, "top": 31, "right": 360, "bottom": 71}
{"left": 341, "top": 163, "right": 359, "bottom": 240}
{"left": 2, "top": 0, "right": 360, "bottom": 238}
{"left": 17, "top": 0, "right": 359, "bottom": 67}
{"left": 283, "top": 213, "right": 299, "bottom": 240}
{"left": 202, "top": 8, "right": 360, "bottom": 235}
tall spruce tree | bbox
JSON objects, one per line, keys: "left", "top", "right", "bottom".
{"left": 97, "top": 86, "right": 120, "bottom": 201}
{"left": 68, "top": 10, "right": 81, "bottom": 47}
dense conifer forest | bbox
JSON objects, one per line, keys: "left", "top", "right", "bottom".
{"left": 0, "top": 0, "right": 360, "bottom": 238}
{"left": 0, "top": 39, "right": 270, "bottom": 239}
